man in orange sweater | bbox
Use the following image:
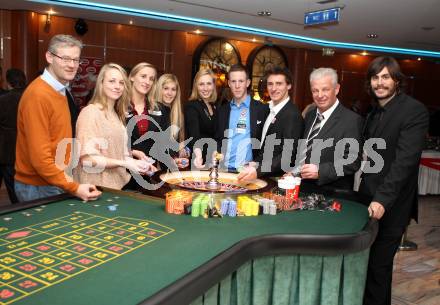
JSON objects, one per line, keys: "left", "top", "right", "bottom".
{"left": 15, "top": 34, "right": 101, "bottom": 202}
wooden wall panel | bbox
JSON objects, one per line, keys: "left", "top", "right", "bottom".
{"left": 10, "top": 11, "right": 39, "bottom": 80}
{"left": 105, "top": 48, "right": 169, "bottom": 72}
{"left": 2, "top": 9, "right": 438, "bottom": 111}
{"left": 169, "top": 31, "right": 191, "bottom": 100}
{"left": 106, "top": 23, "right": 169, "bottom": 51}
{"left": 0, "top": 10, "right": 12, "bottom": 86}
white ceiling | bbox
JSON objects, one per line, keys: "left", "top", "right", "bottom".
{"left": 2, "top": 0, "right": 440, "bottom": 57}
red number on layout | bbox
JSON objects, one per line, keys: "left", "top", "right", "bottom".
{"left": 19, "top": 280, "right": 38, "bottom": 289}
{"left": 19, "top": 264, "right": 37, "bottom": 272}
{"left": 19, "top": 251, "right": 34, "bottom": 257}
{"left": 77, "top": 258, "right": 93, "bottom": 265}
{"left": 108, "top": 246, "right": 123, "bottom": 252}
{"left": 59, "top": 264, "right": 76, "bottom": 272}
{"left": 73, "top": 245, "right": 86, "bottom": 252}
{"left": 0, "top": 289, "right": 14, "bottom": 299}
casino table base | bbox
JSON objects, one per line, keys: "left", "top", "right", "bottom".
{"left": 0, "top": 190, "right": 376, "bottom": 305}
{"left": 191, "top": 251, "right": 369, "bottom": 305}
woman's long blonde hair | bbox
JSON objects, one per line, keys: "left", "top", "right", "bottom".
{"left": 154, "top": 74, "right": 185, "bottom": 142}
{"left": 189, "top": 68, "right": 217, "bottom": 103}
{"left": 128, "top": 62, "right": 158, "bottom": 111}
{"left": 89, "top": 63, "right": 130, "bottom": 124}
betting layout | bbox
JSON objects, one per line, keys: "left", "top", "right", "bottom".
{"left": 0, "top": 211, "right": 174, "bottom": 304}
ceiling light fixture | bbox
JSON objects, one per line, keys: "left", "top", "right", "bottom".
{"left": 31, "top": 0, "right": 440, "bottom": 58}
{"left": 367, "top": 34, "right": 378, "bottom": 38}
{"left": 257, "top": 11, "right": 272, "bottom": 17}
{"left": 194, "top": 29, "right": 202, "bottom": 34}
{"left": 361, "top": 51, "right": 368, "bottom": 56}
{"left": 417, "top": 57, "right": 422, "bottom": 61}
{"left": 252, "top": 38, "right": 257, "bottom": 42}
{"left": 129, "top": 20, "right": 133, "bottom": 25}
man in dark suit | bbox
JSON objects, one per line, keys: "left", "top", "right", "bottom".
{"left": 360, "top": 56, "right": 429, "bottom": 305}
{"left": 238, "top": 66, "right": 303, "bottom": 180}
{"left": 215, "top": 64, "right": 269, "bottom": 171}
{"left": 0, "top": 69, "right": 27, "bottom": 203}
{"left": 298, "top": 67, "right": 363, "bottom": 194}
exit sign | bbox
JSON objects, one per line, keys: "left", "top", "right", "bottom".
{"left": 304, "top": 7, "right": 340, "bottom": 26}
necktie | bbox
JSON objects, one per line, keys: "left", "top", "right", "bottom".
{"left": 297, "top": 113, "right": 324, "bottom": 167}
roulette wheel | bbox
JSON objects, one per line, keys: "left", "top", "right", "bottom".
{"left": 159, "top": 170, "right": 269, "bottom": 194}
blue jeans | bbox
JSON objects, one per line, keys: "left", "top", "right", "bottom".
{"left": 14, "top": 181, "right": 64, "bottom": 203}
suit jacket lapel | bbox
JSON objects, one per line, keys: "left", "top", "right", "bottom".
{"left": 318, "top": 103, "right": 342, "bottom": 139}
{"left": 249, "top": 100, "right": 257, "bottom": 139}
{"left": 220, "top": 103, "right": 232, "bottom": 133}
{"left": 266, "top": 100, "right": 289, "bottom": 136}
{"left": 304, "top": 106, "right": 317, "bottom": 137}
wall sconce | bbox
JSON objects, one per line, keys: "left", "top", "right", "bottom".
{"left": 45, "top": 13, "right": 51, "bottom": 26}
{"left": 44, "top": 12, "right": 52, "bottom": 32}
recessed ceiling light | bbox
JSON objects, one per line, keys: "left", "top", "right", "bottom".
{"left": 417, "top": 57, "right": 422, "bottom": 61}
{"left": 257, "top": 11, "right": 272, "bottom": 16}
{"left": 367, "top": 34, "right": 378, "bottom": 38}
{"left": 129, "top": 20, "right": 133, "bottom": 25}
{"left": 194, "top": 29, "right": 202, "bottom": 34}
{"left": 361, "top": 51, "right": 368, "bottom": 56}
{"left": 252, "top": 38, "right": 257, "bottom": 42}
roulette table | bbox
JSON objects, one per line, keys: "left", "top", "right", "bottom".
{"left": 0, "top": 188, "right": 377, "bottom": 305}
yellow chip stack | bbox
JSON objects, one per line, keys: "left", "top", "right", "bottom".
{"left": 237, "top": 195, "right": 259, "bottom": 216}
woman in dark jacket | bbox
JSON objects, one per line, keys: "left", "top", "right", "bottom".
{"left": 184, "top": 68, "right": 217, "bottom": 167}
{"left": 154, "top": 73, "right": 189, "bottom": 170}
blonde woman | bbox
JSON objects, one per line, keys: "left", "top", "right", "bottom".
{"left": 184, "top": 69, "right": 217, "bottom": 167}
{"left": 154, "top": 73, "right": 189, "bottom": 169}
{"left": 75, "top": 63, "right": 155, "bottom": 189}
{"left": 127, "top": 63, "right": 169, "bottom": 168}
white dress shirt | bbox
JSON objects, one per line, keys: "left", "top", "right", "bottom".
{"left": 305, "top": 99, "right": 340, "bottom": 140}
{"left": 260, "top": 97, "right": 290, "bottom": 148}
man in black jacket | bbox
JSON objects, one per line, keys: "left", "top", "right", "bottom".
{"left": 299, "top": 67, "right": 363, "bottom": 194}
{"left": 238, "top": 66, "right": 304, "bottom": 180}
{"left": 215, "top": 64, "right": 269, "bottom": 171}
{"left": 360, "top": 56, "right": 429, "bottom": 305}
{"left": 0, "top": 68, "right": 27, "bottom": 203}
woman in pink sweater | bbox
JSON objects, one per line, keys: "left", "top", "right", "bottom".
{"left": 74, "top": 63, "right": 156, "bottom": 189}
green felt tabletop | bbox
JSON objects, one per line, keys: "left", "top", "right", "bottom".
{"left": 0, "top": 191, "right": 369, "bottom": 305}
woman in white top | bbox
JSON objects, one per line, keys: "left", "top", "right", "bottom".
{"left": 75, "top": 63, "right": 155, "bottom": 189}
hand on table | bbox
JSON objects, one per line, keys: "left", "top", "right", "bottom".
{"left": 237, "top": 162, "right": 258, "bottom": 182}
{"left": 300, "top": 164, "right": 319, "bottom": 179}
{"left": 368, "top": 201, "right": 385, "bottom": 219}
{"left": 75, "top": 184, "right": 101, "bottom": 201}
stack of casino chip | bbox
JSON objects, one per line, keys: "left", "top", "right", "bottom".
{"left": 165, "top": 190, "right": 193, "bottom": 214}
{"left": 191, "top": 194, "right": 211, "bottom": 217}
{"left": 256, "top": 197, "right": 276, "bottom": 215}
{"left": 227, "top": 199, "right": 237, "bottom": 217}
{"left": 220, "top": 199, "right": 230, "bottom": 216}
{"left": 237, "top": 196, "right": 259, "bottom": 216}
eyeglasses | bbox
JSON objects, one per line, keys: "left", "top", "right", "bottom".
{"left": 50, "top": 52, "right": 81, "bottom": 65}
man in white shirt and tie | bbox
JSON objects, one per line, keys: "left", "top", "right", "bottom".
{"left": 238, "top": 66, "right": 303, "bottom": 181}
{"left": 297, "top": 67, "right": 363, "bottom": 194}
